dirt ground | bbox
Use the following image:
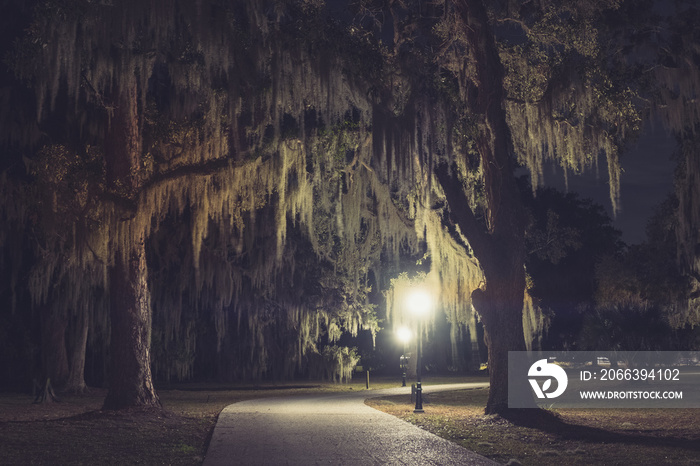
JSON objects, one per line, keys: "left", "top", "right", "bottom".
{"left": 0, "top": 384, "right": 333, "bottom": 465}
{"left": 2, "top": 379, "right": 698, "bottom": 465}
{"left": 367, "top": 387, "right": 700, "bottom": 466}
{"left": 0, "top": 377, "right": 406, "bottom": 465}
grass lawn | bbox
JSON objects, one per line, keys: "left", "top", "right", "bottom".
{"left": 0, "top": 376, "right": 419, "bottom": 465}
{"left": 2, "top": 376, "right": 698, "bottom": 465}
{"left": 366, "top": 387, "right": 700, "bottom": 465}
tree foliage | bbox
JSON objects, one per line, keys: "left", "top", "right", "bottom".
{"left": 1, "top": 0, "right": 699, "bottom": 411}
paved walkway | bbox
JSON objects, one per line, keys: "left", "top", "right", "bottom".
{"left": 203, "top": 382, "right": 497, "bottom": 465}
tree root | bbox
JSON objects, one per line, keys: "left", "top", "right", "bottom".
{"left": 33, "top": 378, "right": 61, "bottom": 404}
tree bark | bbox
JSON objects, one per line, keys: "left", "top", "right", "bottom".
{"left": 439, "top": 0, "right": 529, "bottom": 414}
{"left": 473, "top": 274, "right": 527, "bottom": 413}
{"left": 103, "top": 235, "right": 160, "bottom": 410}
{"left": 63, "top": 309, "right": 89, "bottom": 393}
{"left": 41, "top": 305, "right": 69, "bottom": 388}
{"left": 102, "top": 79, "right": 160, "bottom": 410}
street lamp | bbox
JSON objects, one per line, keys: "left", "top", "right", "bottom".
{"left": 396, "top": 326, "right": 411, "bottom": 387}
{"left": 405, "top": 287, "right": 433, "bottom": 413}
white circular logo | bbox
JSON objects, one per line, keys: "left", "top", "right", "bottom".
{"left": 528, "top": 359, "right": 568, "bottom": 399}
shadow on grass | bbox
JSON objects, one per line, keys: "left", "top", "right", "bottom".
{"left": 500, "top": 408, "right": 700, "bottom": 453}
{"left": 155, "top": 384, "right": 322, "bottom": 391}
{"left": 3, "top": 406, "right": 179, "bottom": 424}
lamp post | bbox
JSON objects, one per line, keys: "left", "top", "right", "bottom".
{"left": 396, "top": 326, "right": 411, "bottom": 387}
{"left": 405, "top": 288, "right": 433, "bottom": 413}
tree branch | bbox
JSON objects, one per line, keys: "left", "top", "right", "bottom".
{"left": 434, "top": 163, "right": 491, "bottom": 260}
{"left": 142, "top": 155, "right": 237, "bottom": 191}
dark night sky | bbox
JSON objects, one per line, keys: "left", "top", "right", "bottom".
{"left": 544, "top": 121, "right": 677, "bottom": 245}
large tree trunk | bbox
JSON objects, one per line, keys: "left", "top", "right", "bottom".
{"left": 437, "top": 162, "right": 528, "bottom": 412}
{"left": 40, "top": 305, "right": 69, "bottom": 388}
{"left": 102, "top": 79, "right": 160, "bottom": 410}
{"left": 63, "top": 309, "right": 89, "bottom": 393}
{"left": 473, "top": 268, "right": 527, "bottom": 413}
{"left": 438, "top": 0, "right": 529, "bottom": 414}
{"left": 103, "top": 236, "right": 160, "bottom": 410}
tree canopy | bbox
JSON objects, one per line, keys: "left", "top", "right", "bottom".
{"left": 0, "top": 0, "right": 698, "bottom": 412}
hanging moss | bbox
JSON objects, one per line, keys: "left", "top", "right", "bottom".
{"left": 8, "top": 0, "right": 469, "bottom": 382}
{"left": 6, "top": 0, "right": 626, "bottom": 382}
{"left": 651, "top": 6, "right": 700, "bottom": 327}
